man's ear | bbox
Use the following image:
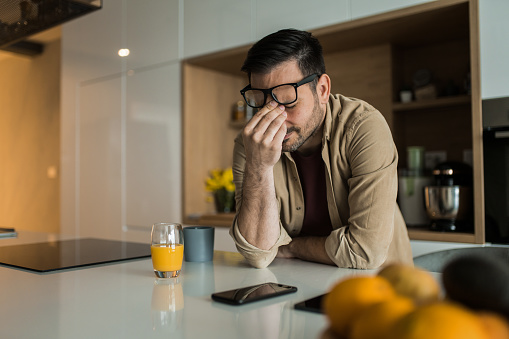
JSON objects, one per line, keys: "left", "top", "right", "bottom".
{"left": 317, "top": 74, "right": 331, "bottom": 104}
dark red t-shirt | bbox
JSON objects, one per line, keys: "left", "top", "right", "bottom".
{"left": 291, "top": 149, "right": 333, "bottom": 237}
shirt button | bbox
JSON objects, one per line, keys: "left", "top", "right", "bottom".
{"left": 296, "top": 207, "right": 301, "bottom": 210}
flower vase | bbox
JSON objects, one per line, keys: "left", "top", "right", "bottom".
{"left": 214, "top": 188, "right": 235, "bottom": 213}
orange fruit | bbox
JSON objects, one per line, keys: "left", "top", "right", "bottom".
{"left": 323, "top": 276, "right": 396, "bottom": 337}
{"left": 478, "top": 312, "right": 509, "bottom": 339}
{"left": 391, "top": 301, "right": 490, "bottom": 339}
{"left": 350, "top": 295, "right": 415, "bottom": 339}
{"left": 377, "top": 263, "right": 440, "bottom": 305}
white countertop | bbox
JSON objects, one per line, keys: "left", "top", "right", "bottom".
{"left": 0, "top": 233, "right": 376, "bottom": 339}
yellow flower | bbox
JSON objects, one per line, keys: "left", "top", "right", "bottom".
{"left": 205, "top": 168, "right": 235, "bottom": 192}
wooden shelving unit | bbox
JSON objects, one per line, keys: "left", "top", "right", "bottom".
{"left": 182, "top": 0, "right": 484, "bottom": 243}
{"left": 185, "top": 213, "right": 234, "bottom": 228}
{"left": 392, "top": 95, "right": 471, "bottom": 112}
{"left": 407, "top": 227, "right": 476, "bottom": 243}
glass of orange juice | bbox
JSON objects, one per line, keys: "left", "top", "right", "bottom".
{"left": 151, "top": 223, "right": 184, "bottom": 278}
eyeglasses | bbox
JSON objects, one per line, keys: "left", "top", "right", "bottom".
{"left": 240, "top": 73, "right": 319, "bottom": 108}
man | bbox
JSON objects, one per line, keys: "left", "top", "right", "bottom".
{"left": 230, "top": 28, "right": 413, "bottom": 269}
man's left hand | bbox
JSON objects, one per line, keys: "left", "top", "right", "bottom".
{"left": 276, "top": 244, "right": 295, "bottom": 259}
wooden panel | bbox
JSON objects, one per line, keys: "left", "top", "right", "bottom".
{"left": 324, "top": 44, "right": 393, "bottom": 129}
{"left": 469, "top": 0, "right": 484, "bottom": 244}
{"left": 393, "top": 104, "right": 472, "bottom": 167}
{"left": 0, "top": 40, "right": 60, "bottom": 233}
{"left": 394, "top": 39, "right": 470, "bottom": 98}
{"left": 182, "top": 64, "right": 245, "bottom": 218}
{"left": 407, "top": 228, "right": 476, "bottom": 243}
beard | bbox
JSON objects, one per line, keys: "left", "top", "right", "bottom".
{"left": 282, "top": 95, "right": 324, "bottom": 153}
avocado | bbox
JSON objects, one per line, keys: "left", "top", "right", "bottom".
{"left": 442, "top": 254, "right": 509, "bottom": 320}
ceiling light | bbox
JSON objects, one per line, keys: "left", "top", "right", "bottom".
{"left": 118, "top": 48, "right": 129, "bottom": 57}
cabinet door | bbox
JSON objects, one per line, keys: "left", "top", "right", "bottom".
{"left": 125, "top": 0, "right": 179, "bottom": 69}
{"left": 124, "top": 63, "right": 182, "bottom": 241}
{"left": 78, "top": 76, "right": 123, "bottom": 240}
{"left": 351, "top": 0, "right": 434, "bottom": 20}
{"left": 479, "top": 0, "right": 509, "bottom": 99}
{"left": 183, "top": 0, "right": 252, "bottom": 58}
{"left": 62, "top": 0, "right": 123, "bottom": 81}
{"left": 255, "top": 0, "right": 350, "bottom": 39}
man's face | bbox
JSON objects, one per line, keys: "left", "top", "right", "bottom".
{"left": 250, "top": 60, "right": 326, "bottom": 154}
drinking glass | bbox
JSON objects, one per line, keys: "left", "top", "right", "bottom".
{"left": 151, "top": 223, "right": 184, "bottom": 278}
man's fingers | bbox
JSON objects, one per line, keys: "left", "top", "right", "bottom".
{"left": 245, "top": 101, "right": 278, "bottom": 131}
{"left": 244, "top": 103, "right": 286, "bottom": 139}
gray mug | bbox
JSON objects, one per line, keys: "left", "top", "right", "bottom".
{"left": 183, "top": 226, "right": 215, "bottom": 262}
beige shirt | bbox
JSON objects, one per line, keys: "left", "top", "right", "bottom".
{"left": 230, "top": 94, "right": 413, "bottom": 269}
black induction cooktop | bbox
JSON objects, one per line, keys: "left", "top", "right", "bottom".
{"left": 0, "top": 238, "right": 151, "bottom": 273}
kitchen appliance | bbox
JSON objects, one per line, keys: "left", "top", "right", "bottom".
{"left": 424, "top": 162, "right": 473, "bottom": 232}
{"left": 483, "top": 97, "right": 509, "bottom": 244}
{"left": 0, "top": 0, "right": 102, "bottom": 53}
{"left": 399, "top": 174, "right": 433, "bottom": 226}
{"left": 398, "top": 146, "right": 433, "bottom": 226}
{"left": 0, "top": 238, "right": 150, "bottom": 272}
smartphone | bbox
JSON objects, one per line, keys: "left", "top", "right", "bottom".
{"left": 294, "top": 294, "right": 325, "bottom": 314}
{"left": 211, "top": 282, "right": 298, "bottom": 306}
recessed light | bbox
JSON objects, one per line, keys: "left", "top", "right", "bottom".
{"left": 118, "top": 48, "right": 130, "bottom": 57}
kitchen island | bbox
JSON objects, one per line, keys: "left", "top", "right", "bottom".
{"left": 0, "top": 232, "right": 380, "bottom": 339}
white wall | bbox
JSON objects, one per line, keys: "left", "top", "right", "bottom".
{"left": 60, "top": 0, "right": 440, "bottom": 243}
{"left": 479, "top": 0, "right": 509, "bottom": 99}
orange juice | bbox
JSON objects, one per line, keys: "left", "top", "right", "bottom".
{"left": 151, "top": 244, "right": 184, "bottom": 272}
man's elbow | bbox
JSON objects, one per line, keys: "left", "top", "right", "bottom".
{"left": 331, "top": 249, "right": 387, "bottom": 269}
{"left": 249, "top": 260, "right": 270, "bottom": 269}
{"left": 243, "top": 252, "right": 276, "bottom": 269}
{"left": 361, "top": 249, "right": 388, "bottom": 269}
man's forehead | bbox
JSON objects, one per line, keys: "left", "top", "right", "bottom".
{"left": 250, "top": 62, "right": 303, "bottom": 88}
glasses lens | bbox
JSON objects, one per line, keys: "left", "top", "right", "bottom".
{"left": 244, "top": 90, "right": 265, "bottom": 108}
{"left": 272, "top": 85, "right": 297, "bottom": 105}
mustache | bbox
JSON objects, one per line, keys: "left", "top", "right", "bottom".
{"left": 282, "top": 126, "right": 300, "bottom": 144}
{"left": 286, "top": 126, "right": 300, "bottom": 134}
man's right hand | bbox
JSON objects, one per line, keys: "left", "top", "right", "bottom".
{"left": 242, "top": 100, "right": 287, "bottom": 172}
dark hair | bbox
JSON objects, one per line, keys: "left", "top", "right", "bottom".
{"left": 241, "top": 29, "right": 326, "bottom": 86}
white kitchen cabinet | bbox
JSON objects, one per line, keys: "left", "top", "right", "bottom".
{"left": 183, "top": 0, "right": 252, "bottom": 58}
{"left": 351, "top": 0, "right": 435, "bottom": 20}
{"left": 61, "top": 0, "right": 182, "bottom": 241}
{"left": 124, "top": 62, "right": 182, "bottom": 241}
{"left": 255, "top": 0, "right": 350, "bottom": 40}
{"left": 62, "top": 0, "right": 123, "bottom": 81}
{"left": 125, "top": 0, "right": 179, "bottom": 69}
{"left": 479, "top": 0, "right": 509, "bottom": 99}
{"left": 78, "top": 76, "right": 123, "bottom": 240}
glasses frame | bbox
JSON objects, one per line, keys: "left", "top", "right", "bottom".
{"left": 240, "top": 73, "right": 320, "bottom": 108}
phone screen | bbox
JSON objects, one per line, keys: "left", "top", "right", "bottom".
{"left": 211, "top": 282, "right": 298, "bottom": 305}
{"left": 294, "top": 294, "right": 325, "bottom": 314}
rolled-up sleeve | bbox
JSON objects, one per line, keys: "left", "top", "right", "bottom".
{"left": 230, "top": 216, "right": 292, "bottom": 268}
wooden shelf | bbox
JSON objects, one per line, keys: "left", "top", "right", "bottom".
{"left": 407, "top": 227, "right": 476, "bottom": 243}
{"left": 184, "top": 213, "right": 234, "bottom": 227}
{"left": 392, "top": 95, "right": 471, "bottom": 112}
{"left": 229, "top": 120, "right": 246, "bottom": 129}
{"left": 184, "top": 212, "right": 478, "bottom": 243}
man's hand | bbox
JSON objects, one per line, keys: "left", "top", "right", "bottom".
{"left": 242, "top": 100, "right": 287, "bottom": 173}
{"left": 276, "top": 237, "right": 336, "bottom": 265}
{"left": 276, "top": 244, "right": 295, "bottom": 259}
